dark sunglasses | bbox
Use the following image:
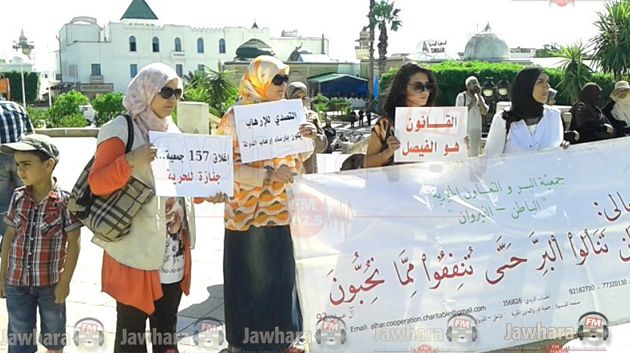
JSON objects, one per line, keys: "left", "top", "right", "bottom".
{"left": 271, "top": 74, "right": 289, "bottom": 86}
{"left": 409, "top": 82, "right": 435, "bottom": 93}
{"left": 158, "top": 87, "right": 183, "bottom": 100}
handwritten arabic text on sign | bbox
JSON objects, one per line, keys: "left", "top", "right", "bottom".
{"left": 149, "top": 132, "right": 233, "bottom": 197}
{"left": 233, "top": 99, "right": 313, "bottom": 163}
{"left": 394, "top": 106, "right": 467, "bottom": 163}
{"left": 290, "top": 138, "right": 630, "bottom": 353}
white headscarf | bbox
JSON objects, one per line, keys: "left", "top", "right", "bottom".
{"left": 611, "top": 82, "right": 630, "bottom": 125}
{"left": 465, "top": 76, "right": 478, "bottom": 87}
{"left": 612, "top": 98, "right": 630, "bottom": 125}
{"left": 123, "top": 63, "right": 182, "bottom": 139}
{"left": 285, "top": 81, "right": 308, "bottom": 100}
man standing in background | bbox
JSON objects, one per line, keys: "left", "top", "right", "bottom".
{"left": 0, "top": 98, "right": 33, "bottom": 236}
{"left": 456, "top": 76, "right": 489, "bottom": 157}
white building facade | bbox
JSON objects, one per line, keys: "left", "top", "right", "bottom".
{"left": 57, "top": 0, "right": 329, "bottom": 96}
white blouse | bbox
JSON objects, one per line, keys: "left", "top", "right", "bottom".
{"left": 485, "top": 106, "right": 564, "bottom": 157}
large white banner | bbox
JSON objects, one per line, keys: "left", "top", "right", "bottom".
{"left": 394, "top": 107, "right": 468, "bottom": 163}
{"left": 289, "top": 138, "right": 630, "bottom": 353}
{"left": 149, "top": 132, "right": 233, "bottom": 197}
{"left": 233, "top": 99, "right": 313, "bottom": 163}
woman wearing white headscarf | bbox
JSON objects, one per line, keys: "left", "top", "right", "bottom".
{"left": 603, "top": 80, "right": 630, "bottom": 135}
{"left": 88, "top": 63, "right": 224, "bottom": 353}
{"left": 218, "top": 56, "right": 317, "bottom": 353}
{"left": 284, "top": 81, "right": 327, "bottom": 173}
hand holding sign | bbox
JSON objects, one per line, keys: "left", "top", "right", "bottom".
{"left": 149, "top": 132, "right": 234, "bottom": 197}
{"left": 271, "top": 165, "right": 298, "bottom": 184}
{"left": 126, "top": 144, "right": 158, "bottom": 167}
{"left": 299, "top": 122, "right": 318, "bottom": 140}
{"left": 386, "top": 135, "right": 401, "bottom": 154}
{"left": 200, "top": 192, "right": 229, "bottom": 204}
{"left": 234, "top": 99, "right": 314, "bottom": 163}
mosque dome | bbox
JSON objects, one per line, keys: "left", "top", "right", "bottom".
{"left": 234, "top": 38, "right": 275, "bottom": 61}
{"left": 463, "top": 23, "right": 509, "bottom": 62}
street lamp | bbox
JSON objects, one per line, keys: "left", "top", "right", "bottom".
{"left": 497, "top": 79, "right": 510, "bottom": 101}
{"left": 482, "top": 77, "right": 496, "bottom": 99}
{"left": 481, "top": 78, "right": 498, "bottom": 133}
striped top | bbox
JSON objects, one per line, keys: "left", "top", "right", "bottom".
{"left": 218, "top": 110, "right": 308, "bottom": 231}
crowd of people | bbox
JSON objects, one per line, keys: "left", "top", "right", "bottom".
{"left": 0, "top": 56, "right": 628, "bottom": 353}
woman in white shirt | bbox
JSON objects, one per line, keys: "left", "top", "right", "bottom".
{"left": 485, "top": 66, "right": 566, "bottom": 157}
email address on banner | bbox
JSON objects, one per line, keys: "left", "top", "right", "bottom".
{"left": 360, "top": 305, "right": 487, "bottom": 332}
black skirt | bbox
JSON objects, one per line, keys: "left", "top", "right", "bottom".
{"left": 223, "top": 225, "right": 302, "bottom": 352}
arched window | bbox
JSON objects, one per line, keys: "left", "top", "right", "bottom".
{"left": 197, "top": 38, "right": 204, "bottom": 53}
{"left": 152, "top": 37, "right": 160, "bottom": 52}
{"left": 174, "top": 37, "right": 182, "bottom": 52}
{"left": 129, "top": 36, "right": 136, "bottom": 52}
{"left": 219, "top": 38, "right": 226, "bottom": 54}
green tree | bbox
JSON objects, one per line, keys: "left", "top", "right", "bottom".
{"left": 206, "top": 67, "right": 238, "bottom": 117}
{"left": 558, "top": 43, "right": 593, "bottom": 104}
{"left": 592, "top": 0, "right": 630, "bottom": 81}
{"left": 47, "top": 90, "right": 89, "bottom": 127}
{"left": 26, "top": 107, "right": 49, "bottom": 128}
{"left": 1, "top": 71, "right": 39, "bottom": 104}
{"left": 183, "top": 68, "right": 208, "bottom": 90}
{"left": 182, "top": 65, "right": 238, "bottom": 117}
{"left": 183, "top": 86, "right": 210, "bottom": 103}
{"left": 371, "top": 0, "right": 402, "bottom": 81}
{"left": 535, "top": 43, "right": 563, "bottom": 58}
{"left": 57, "top": 113, "right": 88, "bottom": 128}
{"left": 92, "top": 92, "right": 124, "bottom": 126}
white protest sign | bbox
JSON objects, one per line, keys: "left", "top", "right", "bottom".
{"left": 149, "top": 132, "right": 233, "bottom": 197}
{"left": 289, "top": 138, "right": 630, "bottom": 353}
{"left": 394, "top": 106, "right": 468, "bottom": 163}
{"left": 233, "top": 99, "right": 313, "bottom": 163}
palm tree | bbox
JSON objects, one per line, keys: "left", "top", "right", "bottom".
{"left": 367, "top": 0, "right": 376, "bottom": 113}
{"left": 558, "top": 43, "right": 593, "bottom": 104}
{"left": 372, "top": 0, "right": 402, "bottom": 80}
{"left": 591, "top": 0, "right": 630, "bottom": 81}
{"left": 183, "top": 68, "right": 208, "bottom": 89}
{"left": 205, "top": 64, "right": 238, "bottom": 117}
{"left": 182, "top": 63, "right": 238, "bottom": 117}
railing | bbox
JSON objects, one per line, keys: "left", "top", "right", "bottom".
{"left": 89, "top": 75, "right": 104, "bottom": 83}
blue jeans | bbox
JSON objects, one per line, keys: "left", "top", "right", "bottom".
{"left": 0, "top": 153, "right": 22, "bottom": 236}
{"left": 5, "top": 284, "right": 67, "bottom": 353}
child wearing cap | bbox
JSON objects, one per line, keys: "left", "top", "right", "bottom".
{"left": 0, "top": 134, "right": 81, "bottom": 353}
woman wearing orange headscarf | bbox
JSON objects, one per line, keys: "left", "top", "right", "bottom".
{"left": 218, "top": 56, "right": 317, "bottom": 353}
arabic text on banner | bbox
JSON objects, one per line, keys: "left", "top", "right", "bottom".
{"left": 149, "top": 132, "right": 233, "bottom": 197}
{"left": 289, "top": 138, "right": 630, "bottom": 353}
{"left": 233, "top": 99, "right": 314, "bottom": 163}
{"left": 394, "top": 106, "right": 468, "bottom": 163}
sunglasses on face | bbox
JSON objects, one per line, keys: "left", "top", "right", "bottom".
{"left": 271, "top": 74, "right": 289, "bottom": 86}
{"left": 158, "top": 86, "right": 183, "bottom": 100}
{"left": 409, "top": 82, "right": 435, "bottom": 93}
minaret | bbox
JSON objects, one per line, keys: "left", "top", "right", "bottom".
{"left": 12, "top": 29, "right": 35, "bottom": 59}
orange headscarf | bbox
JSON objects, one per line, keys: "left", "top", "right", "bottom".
{"left": 238, "top": 55, "right": 289, "bottom": 104}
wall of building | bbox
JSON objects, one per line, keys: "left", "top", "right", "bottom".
{"left": 58, "top": 19, "right": 331, "bottom": 93}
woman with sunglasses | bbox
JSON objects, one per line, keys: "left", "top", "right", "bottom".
{"left": 217, "top": 56, "right": 317, "bottom": 353}
{"left": 364, "top": 62, "right": 438, "bottom": 168}
{"left": 88, "top": 63, "right": 225, "bottom": 353}
{"left": 485, "top": 66, "right": 567, "bottom": 156}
